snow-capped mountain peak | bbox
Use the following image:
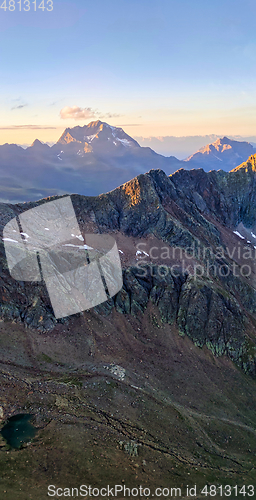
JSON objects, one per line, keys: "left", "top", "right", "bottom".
{"left": 57, "top": 121, "right": 140, "bottom": 154}
{"left": 185, "top": 136, "right": 256, "bottom": 170}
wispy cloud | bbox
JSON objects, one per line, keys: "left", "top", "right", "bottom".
{"left": 60, "top": 105, "right": 122, "bottom": 121}
{"left": 0, "top": 125, "right": 57, "bottom": 130}
{"left": 11, "top": 104, "right": 28, "bottom": 110}
{"left": 118, "top": 124, "right": 142, "bottom": 127}
{"left": 100, "top": 112, "right": 122, "bottom": 119}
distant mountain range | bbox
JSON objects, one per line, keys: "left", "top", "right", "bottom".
{"left": 0, "top": 120, "right": 255, "bottom": 203}
{"left": 0, "top": 121, "right": 182, "bottom": 203}
{"left": 135, "top": 134, "right": 256, "bottom": 158}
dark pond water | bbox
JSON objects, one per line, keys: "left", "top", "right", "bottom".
{"left": 0, "top": 414, "right": 37, "bottom": 449}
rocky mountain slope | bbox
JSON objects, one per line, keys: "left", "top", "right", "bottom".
{"left": 1, "top": 164, "right": 256, "bottom": 496}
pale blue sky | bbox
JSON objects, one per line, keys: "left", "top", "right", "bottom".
{"left": 1, "top": 0, "right": 256, "bottom": 143}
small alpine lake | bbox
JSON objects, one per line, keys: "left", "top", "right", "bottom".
{"left": 0, "top": 414, "right": 37, "bottom": 449}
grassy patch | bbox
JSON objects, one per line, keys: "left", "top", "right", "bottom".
{"left": 40, "top": 353, "right": 53, "bottom": 363}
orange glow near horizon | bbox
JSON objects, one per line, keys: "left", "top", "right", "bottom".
{"left": 0, "top": 106, "right": 256, "bottom": 145}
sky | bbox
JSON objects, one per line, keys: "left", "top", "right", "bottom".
{"left": 1, "top": 0, "right": 256, "bottom": 144}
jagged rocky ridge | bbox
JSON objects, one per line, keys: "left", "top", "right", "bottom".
{"left": 1, "top": 164, "right": 256, "bottom": 376}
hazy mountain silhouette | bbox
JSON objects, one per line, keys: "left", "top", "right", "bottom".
{"left": 0, "top": 121, "right": 183, "bottom": 203}
{"left": 135, "top": 134, "right": 256, "bottom": 158}
{"left": 0, "top": 122, "right": 255, "bottom": 203}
